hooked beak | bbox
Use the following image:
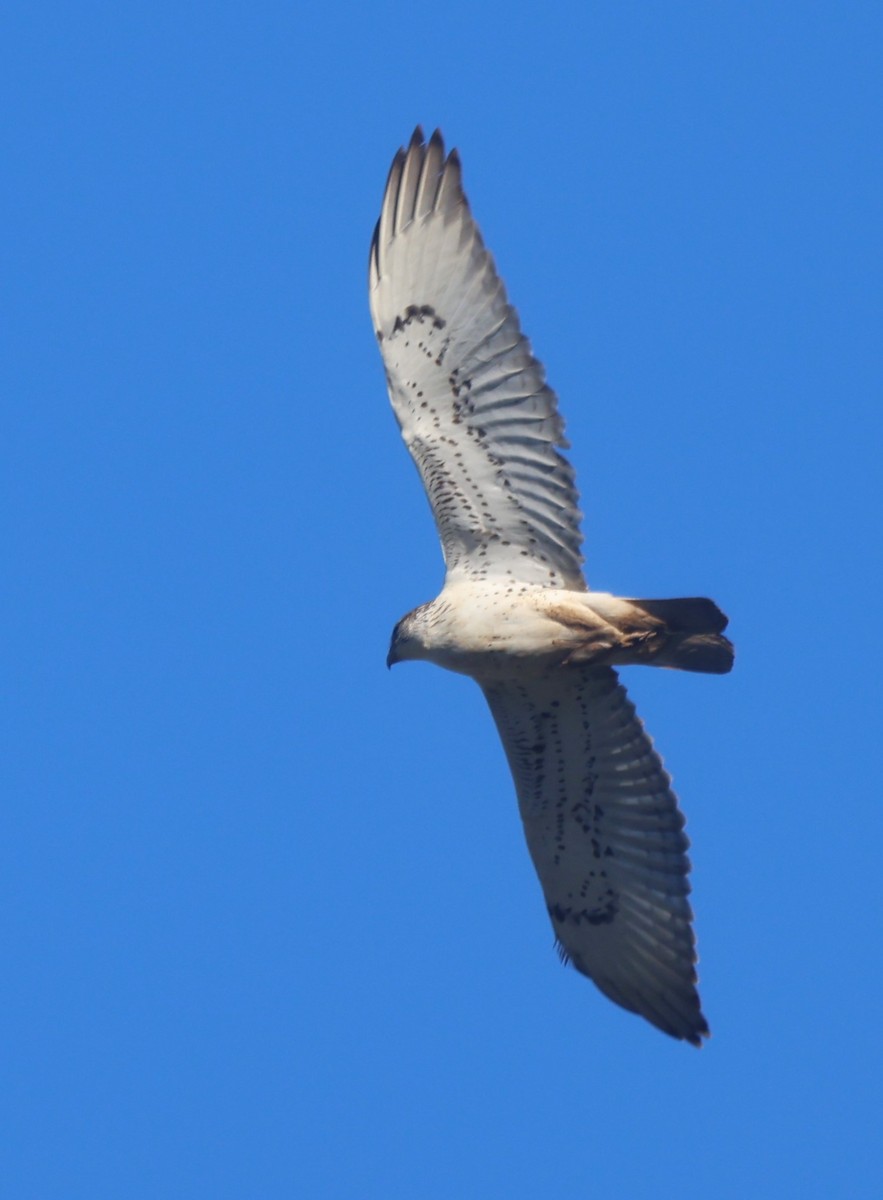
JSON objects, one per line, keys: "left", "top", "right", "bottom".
{"left": 386, "top": 644, "right": 398, "bottom": 670}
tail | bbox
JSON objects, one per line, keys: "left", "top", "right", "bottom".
{"left": 632, "top": 597, "right": 734, "bottom": 674}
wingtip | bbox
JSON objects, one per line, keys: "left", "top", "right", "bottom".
{"left": 684, "top": 1016, "right": 711, "bottom": 1048}
{"left": 406, "top": 126, "right": 453, "bottom": 165}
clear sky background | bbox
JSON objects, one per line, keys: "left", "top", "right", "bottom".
{"left": 4, "top": 3, "right": 882, "bottom": 1197}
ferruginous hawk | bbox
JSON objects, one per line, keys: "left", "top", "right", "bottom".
{"left": 369, "top": 129, "right": 733, "bottom": 1046}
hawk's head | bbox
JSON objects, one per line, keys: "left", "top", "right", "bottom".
{"left": 387, "top": 605, "right": 431, "bottom": 668}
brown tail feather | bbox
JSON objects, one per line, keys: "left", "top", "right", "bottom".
{"left": 654, "top": 631, "right": 734, "bottom": 674}
{"left": 632, "top": 597, "right": 729, "bottom": 635}
{"left": 629, "top": 597, "right": 734, "bottom": 674}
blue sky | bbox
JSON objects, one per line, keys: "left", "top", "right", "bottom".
{"left": 4, "top": 2, "right": 882, "bottom": 1196}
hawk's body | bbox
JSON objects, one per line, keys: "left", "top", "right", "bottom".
{"left": 370, "top": 129, "right": 732, "bottom": 1046}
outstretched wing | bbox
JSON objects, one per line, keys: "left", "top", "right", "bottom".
{"left": 369, "top": 128, "right": 585, "bottom": 590}
{"left": 482, "top": 666, "right": 708, "bottom": 1045}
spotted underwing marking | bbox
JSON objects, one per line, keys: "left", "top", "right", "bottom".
{"left": 549, "top": 898, "right": 618, "bottom": 927}
{"left": 391, "top": 303, "right": 447, "bottom": 336}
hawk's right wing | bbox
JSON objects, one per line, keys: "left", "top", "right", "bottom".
{"left": 482, "top": 665, "right": 708, "bottom": 1045}
{"left": 369, "top": 129, "right": 585, "bottom": 591}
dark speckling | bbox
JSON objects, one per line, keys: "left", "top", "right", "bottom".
{"left": 392, "top": 303, "right": 447, "bottom": 333}
{"left": 549, "top": 899, "right": 618, "bottom": 927}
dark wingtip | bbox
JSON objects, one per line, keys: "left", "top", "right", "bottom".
{"left": 684, "top": 1014, "right": 711, "bottom": 1048}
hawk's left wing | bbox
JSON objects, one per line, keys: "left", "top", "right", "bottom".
{"left": 482, "top": 665, "right": 708, "bottom": 1045}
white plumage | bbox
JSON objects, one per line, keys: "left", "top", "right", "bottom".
{"left": 371, "top": 129, "right": 733, "bottom": 1046}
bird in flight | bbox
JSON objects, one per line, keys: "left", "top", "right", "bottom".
{"left": 369, "top": 128, "right": 733, "bottom": 1046}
